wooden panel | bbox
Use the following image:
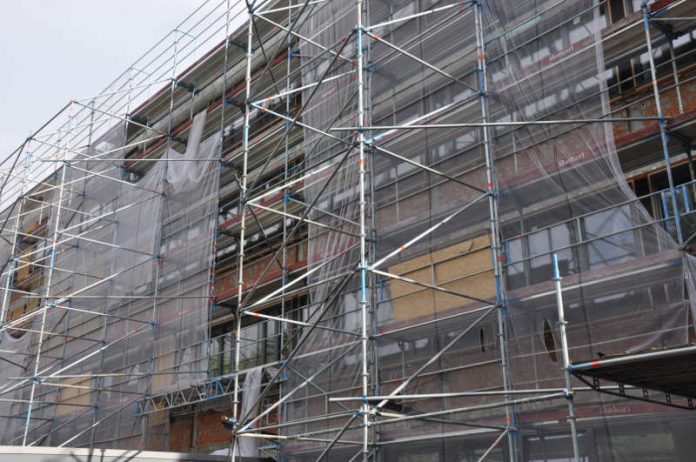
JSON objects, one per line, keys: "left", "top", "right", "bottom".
{"left": 7, "top": 294, "right": 40, "bottom": 322}
{"left": 55, "top": 378, "right": 92, "bottom": 417}
{"left": 15, "top": 246, "right": 34, "bottom": 283}
{"left": 388, "top": 234, "right": 495, "bottom": 322}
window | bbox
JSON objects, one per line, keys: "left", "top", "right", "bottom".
{"left": 583, "top": 204, "right": 640, "bottom": 270}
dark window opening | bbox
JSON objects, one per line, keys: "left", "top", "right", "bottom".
{"left": 543, "top": 319, "right": 559, "bottom": 363}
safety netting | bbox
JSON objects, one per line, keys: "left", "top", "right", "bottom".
{"left": 278, "top": 0, "right": 696, "bottom": 460}
{"left": 1, "top": 0, "right": 695, "bottom": 458}
{"left": 272, "top": 0, "right": 365, "bottom": 457}
{"left": 489, "top": 0, "right": 696, "bottom": 460}
{"left": 0, "top": 111, "right": 220, "bottom": 449}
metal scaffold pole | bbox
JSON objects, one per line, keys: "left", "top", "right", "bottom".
{"left": 365, "top": 0, "right": 380, "bottom": 456}
{"left": 553, "top": 254, "right": 580, "bottom": 462}
{"left": 642, "top": 2, "right": 683, "bottom": 244}
{"left": 473, "top": 2, "right": 518, "bottom": 460}
{"left": 357, "top": 0, "right": 372, "bottom": 458}
{"left": 231, "top": 8, "right": 255, "bottom": 461}
{"left": 279, "top": 1, "right": 294, "bottom": 456}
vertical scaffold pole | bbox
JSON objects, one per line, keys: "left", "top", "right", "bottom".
{"left": 357, "top": 0, "right": 371, "bottom": 458}
{"left": 473, "top": 2, "right": 518, "bottom": 460}
{"left": 642, "top": 4, "right": 683, "bottom": 244}
{"left": 365, "top": 0, "right": 380, "bottom": 454}
{"left": 22, "top": 103, "right": 74, "bottom": 446}
{"left": 553, "top": 254, "right": 580, "bottom": 462}
{"left": 231, "top": 10, "right": 254, "bottom": 462}
{"left": 279, "top": 3, "right": 293, "bottom": 455}
{"left": 209, "top": 1, "right": 231, "bottom": 421}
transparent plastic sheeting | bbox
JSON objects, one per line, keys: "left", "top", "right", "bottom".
{"left": 279, "top": 0, "right": 696, "bottom": 460}
{"left": 0, "top": 110, "right": 220, "bottom": 449}
{"left": 274, "top": 0, "right": 364, "bottom": 457}
{"left": 488, "top": 1, "right": 696, "bottom": 459}
{"left": 234, "top": 366, "right": 263, "bottom": 458}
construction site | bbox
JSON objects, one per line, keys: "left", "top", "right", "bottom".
{"left": 1, "top": 0, "right": 696, "bottom": 460}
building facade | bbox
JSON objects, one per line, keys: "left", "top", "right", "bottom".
{"left": 0, "top": 0, "right": 696, "bottom": 460}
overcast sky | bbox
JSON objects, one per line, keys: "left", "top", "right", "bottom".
{"left": 0, "top": 0, "right": 201, "bottom": 157}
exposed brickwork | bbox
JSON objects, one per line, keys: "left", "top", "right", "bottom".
{"left": 194, "top": 410, "right": 231, "bottom": 452}
{"left": 169, "top": 415, "right": 193, "bottom": 452}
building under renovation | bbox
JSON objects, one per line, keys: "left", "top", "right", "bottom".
{"left": 1, "top": 0, "right": 696, "bottom": 460}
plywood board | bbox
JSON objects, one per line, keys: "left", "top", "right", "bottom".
{"left": 388, "top": 234, "right": 495, "bottom": 321}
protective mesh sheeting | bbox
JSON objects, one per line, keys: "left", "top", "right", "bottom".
{"left": 299, "top": 0, "right": 360, "bottom": 306}
{"left": 234, "top": 366, "right": 263, "bottom": 457}
{"left": 19, "top": 123, "right": 150, "bottom": 447}
{"left": 272, "top": 1, "right": 366, "bottom": 457}
{"left": 280, "top": 0, "right": 696, "bottom": 459}
{"left": 0, "top": 111, "right": 220, "bottom": 449}
{"left": 152, "top": 110, "right": 218, "bottom": 395}
{"left": 489, "top": 0, "right": 695, "bottom": 458}
{"left": 0, "top": 332, "right": 33, "bottom": 444}
{"left": 368, "top": 0, "right": 696, "bottom": 456}
{"left": 365, "top": 0, "right": 502, "bottom": 451}
{"left": 274, "top": 0, "right": 494, "bottom": 458}
{"left": 367, "top": 0, "right": 494, "bottom": 376}
{"left": 485, "top": 0, "right": 693, "bottom": 446}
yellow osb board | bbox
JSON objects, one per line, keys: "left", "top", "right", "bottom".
{"left": 387, "top": 234, "right": 495, "bottom": 322}
{"left": 55, "top": 377, "right": 92, "bottom": 417}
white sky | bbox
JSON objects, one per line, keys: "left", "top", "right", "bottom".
{"left": 0, "top": 0, "right": 202, "bottom": 158}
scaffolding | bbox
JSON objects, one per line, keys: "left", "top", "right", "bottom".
{"left": 0, "top": 0, "right": 240, "bottom": 448}
{"left": 226, "top": 0, "right": 696, "bottom": 460}
{"left": 1, "top": 0, "right": 696, "bottom": 460}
